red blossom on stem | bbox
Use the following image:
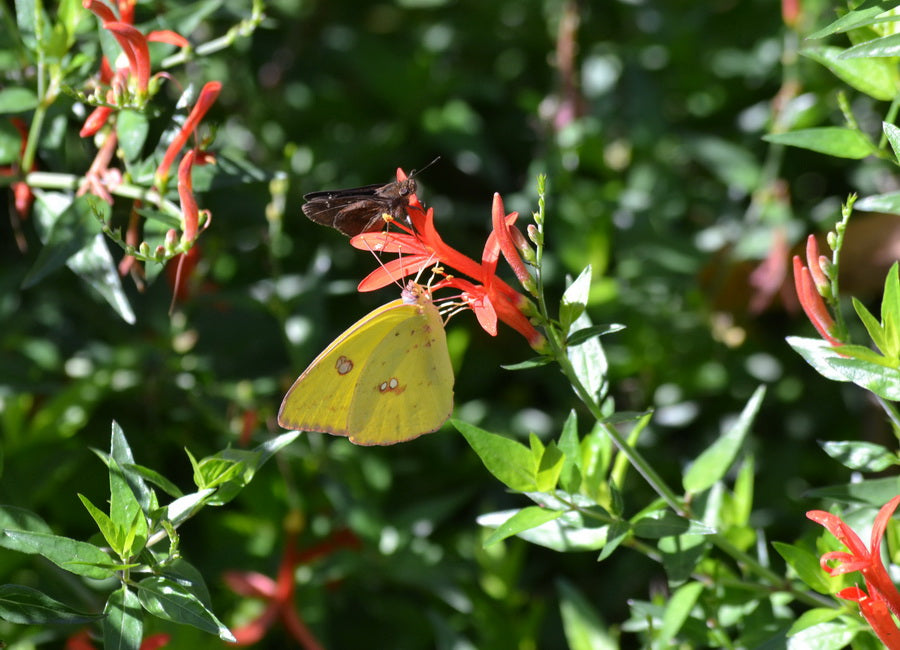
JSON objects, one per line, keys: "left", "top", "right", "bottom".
{"left": 167, "top": 149, "right": 212, "bottom": 312}
{"left": 77, "top": 127, "right": 121, "bottom": 203}
{"left": 1, "top": 118, "right": 35, "bottom": 218}
{"left": 102, "top": 22, "right": 151, "bottom": 94}
{"left": 224, "top": 528, "right": 359, "bottom": 647}
{"left": 792, "top": 234, "right": 841, "bottom": 346}
{"left": 155, "top": 81, "right": 222, "bottom": 188}
{"left": 807, "top": 495, "right": 900, "bottom": 648}
{"left": 82, "top": 0, "right": 117, "bottom": 24}
{"left": 350, "top": 171, "right": 545, "bottom": 350}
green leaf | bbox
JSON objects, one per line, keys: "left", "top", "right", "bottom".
{"left": 854, "top": 190, "right": 900, "bottom": 214}
{"left": 536, "top": 440, "right": 564, "bottom": 492}
{"left": 807, "top": 2, "right": 897, "bottom": 39}
{"left": 806, "top": 476, "right": 900, "bottom": 507}
{"left": 658, "top": 534, "right": 708, "bottom": 582}
{"left": 657, "top": 581, "right": 704, "bottom": 647}
{"left": 58, "top": 0, "right": 84, "bottom": 42}
{"left": 67, "top": 231, "right": 136, "bottom": 325}
{"left": 23, "top": 194, "right": 101, "bottom": 289}
{"left": 28, "top": 193, "right": 135, "bottom": 323}
{"left": 683, "top": 385, "right": 765, "bottom": 493}
{"left": 557, "top": 579, "right": 617, "bottom": 650}
{"left": 560, "top": 265, "right": 592, "bottom": 332}
{"left": 501, "top": 356, "right": 553, "bottom": 370}
{"left": 103, "top": 585, "right": 142, "bottom": 650}
{"left": 137, "top": 577, "right": 235, "bottom": 641}
{"left": 123, "top": 462, "right": 183, "bottom": 499}
{"left": 108, "top": 458, "right": 148, "bottom": 558}
{"left": 802, "top": 47, "right": 899, "bottom": 101}
{"left": 567, "top": 324, "right": 624, "bottom": 347}
{"left": 883, "top": 123, "right": 900, "bottom": 162}
{"left": 787, "top": 336, "right": 853, "bottom": 382}
{"left": 0, "top": 505, "right": 53, "bottom": 536}
{"left": 1, "top": 530, "right": 115, "bottom": 579}
{"left": 455, "top": 420, "right": 537, "bottom": 491}
{"left": 110, "top": 421, "right": 154, "bottom": 512}
{"left": 827, "top": 356, "right": 900, "bottom": 400}
{"left": 0, "top": 121, "right": 22, "bottom": 165}
{"left": 632, "top": 511, "right": 715, "bottom": 539}
{"left": 482, "top": 506, "right": 565, "bottom": 547}
{"left": 117, "top": 110, "right": 149, "bottom": 163}
{"left": 787, "top": 621, "right": 857, "bottom": 649}
{"left": 567, "top": 309, "right": 608, "bottom": 404}
{"left": 821, "top": 440, "right": 898, "bottom": 472}
{"left": 789, "top": 608, "right": 845, "bottom": 636}
{"left": 0, "top": 584, "right": 101, "bottom": 624}
{"left": 190, "top": 431, "right": 301, "bottom": 506}
{"left": 841, "top": 32, "right": 900, "bottom": 59}
{"left": 879, "top": 262, "right": 900, "bottom": 357}
{"left": 557, "top": 411, "right": 582, "bottom": 493}
{"left": 853, "top": 297, "right": 889, "bottom": 359}
{"left": 477, "top": 508, "right": 609, "bottom": 551}
{"left": 763, "top": 127, "right": 873, "bottom": 159}
{"left": 78, "top": 494, "right": 122, "bottom": 557}
{"left": 0, "top": 87, "right": 39, "bottom": 114}
{"left": 772, "top": 542, "right": 835, "bottom": 595}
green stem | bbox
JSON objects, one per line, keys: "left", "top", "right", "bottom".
{"left": 25, "top": 171, "right": 181, "bottom": 216}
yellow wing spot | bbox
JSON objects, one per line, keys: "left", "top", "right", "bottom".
{"left": 378, "top": 377, "right": 406, "bottom": 394}
{"left": 335, "top": 355, "right": 354, "bottom": 375}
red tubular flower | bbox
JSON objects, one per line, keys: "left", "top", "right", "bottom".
{"left": 178, "top": 150, "right": 200, "bottom": 243}
{"left": 782, "top": 0, "right": 801, "bottom": 28}
{"left": 147, "top": 30, "right": 190, "bottom": 48}
{"left": 1, "top": 118, "right": 35, "bottom": 218}
{"left": 80, "top": 105, "right": 114, "bottom": 137}
{"left": 792, "top": 235, "right": 841, "bottom": 346}
{"left": 155, "top": 81, "right": 222, "bottom": 187}
{"left": 489, "top": 193, "right": 533, "bottom": 290}
{"left": 350, "top": 174, "right": 546, "bottom": 350}
{"left": 103, "top": 22, "right": 151, "bottom": 93}
{"left": 224, "top": 528, "right": 358, "bottom": 647}
{"left": 807, "top": 495, "right": 900, "bottom": 646}
{"left": 117, "top": 0, "right": 135, "bottom": 24}
{"left": 82, "top": 0, "right": 117, "bottom": 24}
{"left": 838, "top": 587, "right": 900, "bottom": 649}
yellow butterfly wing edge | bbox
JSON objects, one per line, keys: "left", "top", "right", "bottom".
{"left": 277, "top": 283, "right": 455, "bottom": 445}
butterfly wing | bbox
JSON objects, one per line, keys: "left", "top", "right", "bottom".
{"left": 278, "top": 293, "right": 454, "bottom": 445}
{"left": 347, "top": 297, "right": 453, "bottom": 444}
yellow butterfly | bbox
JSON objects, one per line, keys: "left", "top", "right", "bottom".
{"left": 278, "top": 282, "right": 454, "bottom": 445}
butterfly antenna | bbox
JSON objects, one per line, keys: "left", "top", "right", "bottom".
{"left": 408, "top": 156, "right": 441, "bottom": 179}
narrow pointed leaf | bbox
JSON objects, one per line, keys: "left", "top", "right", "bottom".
{"left": 1, "top": 530, "right": 114, "bottom": 579}
{"left": 0, "top": 585, "right": 101, "bottom": 624}
{"left": 455, "top": 420, "right": 537, "bottom": 491}
{"left": 137, "top": 577, "right": 235, "bottom": 641}
{"left": 683, "top": 386, "right": 765, "bottom": 493}
{"left": 103, "top": 585, "right": 142, "bottom": 650}
{"left": 482, "top": 506, "right": 564, "bottom": 547}
{"left": 763, "top": 128, "right": 872, "bottom": 159}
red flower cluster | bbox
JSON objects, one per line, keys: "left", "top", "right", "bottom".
{"left": 808, "top": 496, "right": 900, "bottom": 648}
{"left": 349, "top": 169, "right": 546, "bottom": 351}
{"left": 79, "top": 0, "right": 221, "bottom": 305}
{"left": 223, "top": 526, "right": 360, "bottom": 646}
{"left": 792, "top": 234, "right": 841, "bottom": 346}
